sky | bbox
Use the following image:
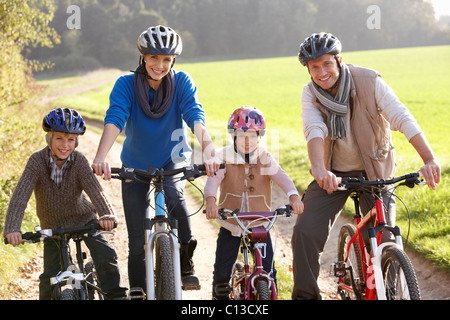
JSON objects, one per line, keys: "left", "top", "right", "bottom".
{"left": 426, "top": 0, "right": 450, "bottom": 18}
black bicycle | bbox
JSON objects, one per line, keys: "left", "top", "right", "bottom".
{"left": 5, "top": 222, "right": 114, "bottom": 300}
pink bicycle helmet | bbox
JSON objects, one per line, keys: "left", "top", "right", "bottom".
{"left": 227, "top": 106, "right": 266, "bottom": 136}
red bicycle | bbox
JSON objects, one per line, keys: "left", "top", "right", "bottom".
{"left": 331, "top": 172, "right": 425, "bottom": 300}
{"left": 218, "top": 205, "right": 293, "bottom": 300}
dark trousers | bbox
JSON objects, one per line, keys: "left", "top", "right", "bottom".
{"left": 291, "top": 172, "right": 396, "bottom": 300}
{"left": 212, "top": 227, "right": 276, "bottom": 298}
{"left": 121, "top": 160, "right": 192, "bottom": 290}
{"left": 39, "top": 222, "right": 127, "bottom": 300}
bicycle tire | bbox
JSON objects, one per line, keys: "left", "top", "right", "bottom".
{"left": 85, "top": 261, "right": 103, "bottom": 300}
{"left": 381, "top": 246, "right": 421, "bottom": 300}
{"left": 230, "top": 262, "right": 245, "bottom": 300}
{"left": 154, "top": 234, "right": 176, "bottom": 300}
{"left": 255, "top": 279, "right": 271, "bottom": 300}
{"left": 337, "top": 224, "right": 364, "bottom": 300}
{"left": 61, "top": 288, "right": 77, "bottom": 300}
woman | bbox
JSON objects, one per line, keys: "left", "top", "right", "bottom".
{"left": 92, "top": 25, "right": 221, "bottom": 293}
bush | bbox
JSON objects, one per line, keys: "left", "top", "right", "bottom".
{"left": 44, "top": 54, "right": 103, "bottom": 74}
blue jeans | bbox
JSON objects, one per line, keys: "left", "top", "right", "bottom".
{"left": 121, "top": 160, "right": 192, "bottom": 290}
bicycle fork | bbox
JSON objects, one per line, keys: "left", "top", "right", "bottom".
{"left": 144, "top": 186, "right": 182, "bottom": 300}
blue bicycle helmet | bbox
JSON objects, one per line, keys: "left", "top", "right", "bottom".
{"left": 42, "top": 108, "right": 86, "bottom": 135}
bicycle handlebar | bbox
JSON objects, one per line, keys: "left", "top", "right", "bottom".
{"left": 217, "top": 205, "right": 294, "bottom": 235}
{"left": 337, "top": 171, "right": 425, "bottom": 191}
{"left": 109, "top": 163, "right": 225, "bottom": 182}
{"left": 4, "top": 222, "right": 116, "bottom": 245}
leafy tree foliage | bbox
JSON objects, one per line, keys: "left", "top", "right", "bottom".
{"left": 12, "top": 0, "right": 450, "bottom": 74}
{"left": 0, "top": 0, "right": 59, "bottom": 108}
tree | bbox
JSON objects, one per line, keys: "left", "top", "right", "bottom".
{"left": 0, "top": 0, "right": 59, "bottom": 109}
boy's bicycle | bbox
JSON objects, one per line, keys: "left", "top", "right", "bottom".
{"left": 5, "top": 222, "right": 114, "bottom": 300}
{"left": 331, "top": 171, "right": 425, "bottom": 300}
{"left": 110, "top": 163, "right": 221, "bottom": 300}
{"left": 217, "top": 205, "right": 294, "bottom": 300}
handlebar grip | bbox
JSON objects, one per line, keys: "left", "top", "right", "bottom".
{"left": 3, "top": 237, "right": 8, "bottom": 245}
{"left": 111, "top": 167, "right": 121, "bottom": 174}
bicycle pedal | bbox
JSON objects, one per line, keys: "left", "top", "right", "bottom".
{"left": 128, "top": 287, "right": 146, "bottom": 300}
{"left": 331, "top": 262, "right": 348, "bottom": 278}
{"left": 182, "top": 275, "right": 201, "bottom": 291}
{"left": 182, "top": 284, "right": 201, "bottom": 291}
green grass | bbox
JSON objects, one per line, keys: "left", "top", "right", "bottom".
{"left": 30, "top": 45, "right": 449, "bottom": 288}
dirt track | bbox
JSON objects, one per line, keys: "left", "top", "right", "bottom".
{"left": 2, "top": 70, "right": 449, "bottom": 300}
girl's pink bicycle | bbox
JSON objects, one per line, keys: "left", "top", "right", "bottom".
{"left": 332, "top": 172, "right": 425, "bottom": 300}
{"left": 218, "top": 206, "right": 293, "bottom": 300}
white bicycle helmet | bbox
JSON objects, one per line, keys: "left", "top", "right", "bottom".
{"left": 137, "top": 25, "right": 183, "bottom": 56}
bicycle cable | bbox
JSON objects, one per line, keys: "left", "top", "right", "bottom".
{"left": 382, "top": 185, "right": 412, "bottom": 247}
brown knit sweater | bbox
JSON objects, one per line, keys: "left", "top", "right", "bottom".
{"left": 3, "top": 147, "right": 116, "bottom": 235}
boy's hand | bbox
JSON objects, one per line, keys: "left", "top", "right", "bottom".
{"left": 5, "top": 232, "right": 22, "bottom": 246}
{"left": 289, "top": 194, "right": 304, "bottom": 215}
{"left": 99, "top": 217, "right": 116, "bottom": 231}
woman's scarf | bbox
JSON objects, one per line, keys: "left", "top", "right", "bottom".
{"left": 133, "top": 64, "right": 175, "bottom": 119}
{"left": 311, "top": 63, "right": 351, "bottom": 140}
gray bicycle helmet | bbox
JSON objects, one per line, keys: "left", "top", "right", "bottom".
{"left": 42, "top": 107, "right": 86, "bottom": 135}
{"left": 137, "top": 25, "right": 183, "bottom": 56}
{"left": 298, "top": 32, "right": 342, "bottom": 66}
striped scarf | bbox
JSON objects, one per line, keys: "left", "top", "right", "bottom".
{"left": 311, "top": 63, "right": 351, "bottom": 140}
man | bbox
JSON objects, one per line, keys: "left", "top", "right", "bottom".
{"left": 292, "top": 32, "right": 441, "bottom": 300}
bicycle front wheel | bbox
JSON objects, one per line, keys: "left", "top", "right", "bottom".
{"left": 381, "top": 246, "right": 421, "bottom": 300}
{"left": 255, "top": 280, "right": 271, "bottom": 300}
{"left": 154, "top": 234, "right": 176, "bottom": 300}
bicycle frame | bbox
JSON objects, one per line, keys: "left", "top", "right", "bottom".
{"left": 220, "top": 207, "right": 293, "bottom": 300}
{"left": 6, "top": 224, "right": 110, "bottom": 300}
{"left": 50, "top": 232, "right": 90, "bottom": 299}
{"left": 144, "top": 175, "right": 182, "bottom": 300}
{"left": 232, "top": 224, "right": 277, "bottom": 300}
{"left": 335, "top": 173, "right": 423, "bottom": 300}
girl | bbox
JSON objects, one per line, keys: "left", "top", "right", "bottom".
{"left": 204, "top": 106, "right": 304, "bottom": 299}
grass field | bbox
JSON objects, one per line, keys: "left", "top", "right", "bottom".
{"left": 45, "top": 45, "right": 450, "bottom": 270}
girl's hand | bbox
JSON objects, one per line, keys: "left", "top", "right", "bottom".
{"left": 205, "top": 197, "right": 219, "bottom": 220}
{"left": 289, "top": 194, "right": 304, "bottom": 215}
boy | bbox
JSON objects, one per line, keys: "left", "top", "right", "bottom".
{"left": 204, "top": 106, "right": 304, "bottom": 299}
{"left": 3, "top": 108, "right": 127, "bottom": 300}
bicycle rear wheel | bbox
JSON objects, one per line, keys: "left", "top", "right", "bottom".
{"left": 337, "top": 224, "right": 364, "bottom": 300}
{"left": 230, "top": 263, "right": 245, "bottom": 300}
{"left": 154, "top": 234, "right": 176, "bottom": 300}
{"left": 381, "top": 246, "right": 421, "bottom": 300}
{"left": 85, "top": 261, "right": 103, "bottom": 300}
